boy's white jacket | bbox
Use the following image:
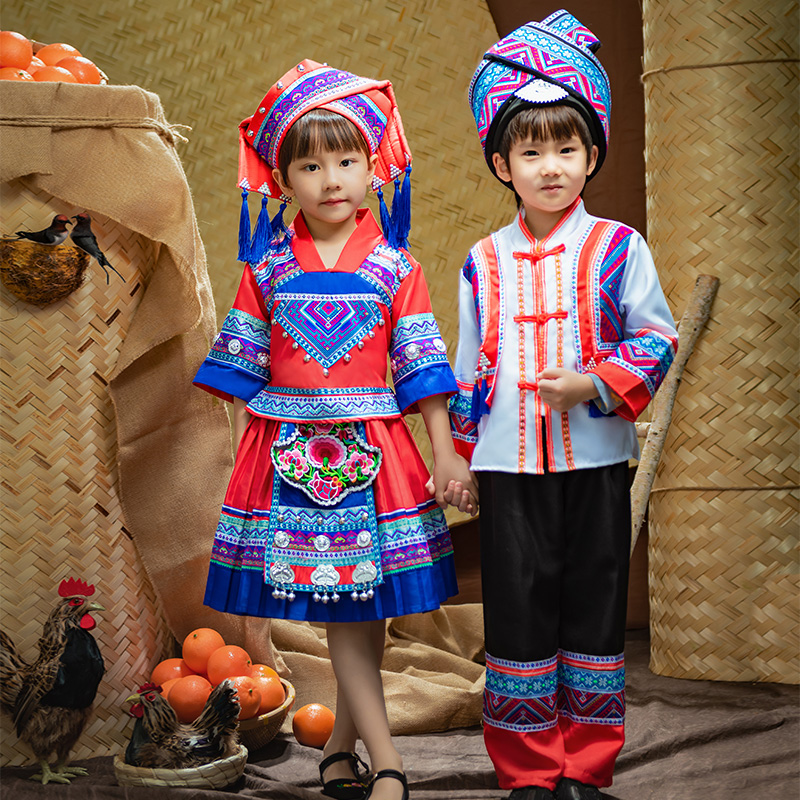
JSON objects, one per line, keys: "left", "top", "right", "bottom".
{"left": 449, "top": 198, "right": 678, "bottom": 474}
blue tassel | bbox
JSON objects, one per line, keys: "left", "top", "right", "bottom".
{"left": 470, "top": 377, "right": 489, "bottom": 423}
{"left": 266, "top": 201, "right": 290, "bottom": 253}
{"left": 470, "top": 382, "right": 481, "bottom": 423}
{"left": 249, "top": 196, "right": 271, "bottom": 265}
{"left": 391, "top": 166, "right": 412, "bottom": 250}
{"left": 238, "top": 190, "right": 252, "bottom": 263}
{"left": 377, "top": 187, "right": 394, "bottom": 247}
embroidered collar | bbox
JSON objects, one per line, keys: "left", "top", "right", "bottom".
{"left": 516, "top": 197, "right": 586, "bottom": 248}
{"left": 290, "top": 208, "right": 384, "bottom": 273}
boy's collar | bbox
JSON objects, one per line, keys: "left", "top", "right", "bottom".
{"left": 516, "top": 197, "right": 585, "bottom": 246}
{"left": 290, "top": 208, "right": 384, "bottom": 272}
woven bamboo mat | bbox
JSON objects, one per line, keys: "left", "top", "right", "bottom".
{"left": 4, "top": 0, "right": 504, "bottom": 518}
{"left": 642, "top": 0, "right": 799, "bottom": 682}
{"left": 0, "top": 181, "right": 174, "bottom": 765}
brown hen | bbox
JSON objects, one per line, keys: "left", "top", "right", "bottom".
{"left": 124, "top": 679, "right": 240, "bottom": 768}
{"left": 0, "top": 578, "right": 105, "bottom": 784}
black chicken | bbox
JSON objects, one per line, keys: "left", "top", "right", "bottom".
{"left": 124, "top": 679, "right": 240, "bottom": 768}
{"left": 0, "top": 578, "right": 105, "bottom": 784}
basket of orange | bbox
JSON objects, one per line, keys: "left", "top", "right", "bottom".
{"left": 149, "top": 627, "right": 294, "bottom": 754}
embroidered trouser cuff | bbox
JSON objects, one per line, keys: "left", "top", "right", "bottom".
{"left": 483, "top": 650, "right": 625, "bottom": 789}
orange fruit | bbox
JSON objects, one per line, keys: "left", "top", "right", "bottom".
{"left": 229, "top": 675, "right": 261, "bottom": 720}
{"left": 56, "top": 56, "right": 102, "bottom": 85}
{"left": 252, "top": 674, "right": 285, "bottom": 715}
{"left": 292, "top": 703, "right": 335, "bottom": 748}
{"left": 27, "top": 56, "right": 45, "bottom": 74}
{"left": 33, "top": 65, "right": 78, "bottom": 83}
{"left": 167, "top": 674, "right": 212, "bottom": 724}
{"left": 0, "top": 32, "right": 32, "bottom": 69}
{"left": 182, "top": 627, "right": 226, "bottom": 675}
{"left": 151, "top": 657, "right": 196, "bottom": 686}
{"left": 159, "top": 677, "right": 180, "bottom": 697}
{"left": 206, "top": 645, "right": 252, "bottom": 685}
{"left": 0, "top": 67, "right": 33, "bottom": 81}
{"left": 251, "top": 663, "right": 280, "bottom": 680}
{"left": 36, "top": 42, "right": 80, "bottom": 66}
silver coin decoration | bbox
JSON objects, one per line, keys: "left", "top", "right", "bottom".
{"left": 274, "top": 531, "right": 290, "bottom": 548}
{"left": 356, "top": 530, "right": 372, "bottom": 547}
{"left": 313, "top": 535, "right": 331, "bottom": 552}
{"left": 227, "top": 339, "right": 242, "bottom": 355}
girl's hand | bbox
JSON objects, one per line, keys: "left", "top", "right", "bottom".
{"left": 535, "top": 368, "right": 598, "bottom": 412}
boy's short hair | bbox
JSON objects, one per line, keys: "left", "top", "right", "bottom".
{"left": 496, "top": 104, "right": 594, "bottom": 168}
{"left": 278, "top": 109, "right": 371, "bottom": 182}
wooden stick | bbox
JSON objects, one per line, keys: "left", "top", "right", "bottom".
{"left": 630, "top": 274, "right": 720, "bottom": 555}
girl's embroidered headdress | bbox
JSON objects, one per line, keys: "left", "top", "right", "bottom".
{"left": 469, "top": 9, "right": 611, "bottom": 184}
{"left": 237, "top": 59, "right": 413, "bottom": 264}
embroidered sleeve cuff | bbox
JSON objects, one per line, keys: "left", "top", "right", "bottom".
{"left": 395, "top": 366, "right": 458, "bottom": 414}
{"left": 588, "top": 373, "right": 622, "bottom": 415}
{"left": 193, "top": 360, "right": 267, "bottom": 404}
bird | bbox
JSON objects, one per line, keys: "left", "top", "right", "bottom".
{"left": 124, "top": 679, "right": 240, "bottom": 769}
{"left": 0, "top": 578, "right": 105, "bottom": 785}
{"left": 69, "top": 213, "right": 124, "bottom": 283}
{"left": 14, "top": 215, "right": 71, "bottom": 246}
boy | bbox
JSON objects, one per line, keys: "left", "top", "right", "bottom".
{"left": 449, "top": 11, "right": 678, "bottom": 800}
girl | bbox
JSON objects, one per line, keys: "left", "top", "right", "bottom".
{"left": 194, "top": 60, "right": 477, "bottom": 800}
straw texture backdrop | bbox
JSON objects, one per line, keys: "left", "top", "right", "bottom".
{"left": 0, "top": 182, "right": 174, "bottom": 765}
{"left": 4, "top": 0, "right": 510, "bottom": 502}
{"left": 642, "top": 0, "right": 799, "bottom": 682}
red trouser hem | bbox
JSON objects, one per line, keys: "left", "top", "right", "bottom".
{"left": 484, "top": 718, "right": 624, "bottom": 789}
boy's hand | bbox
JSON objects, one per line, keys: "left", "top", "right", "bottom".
{"left": 536, "top": 368, "right": 598, "bottom": 412}
{"left": 428, "top": 454, "right": 479, "bottom": 516}
{"left": 442, "top": 479, "right": 478, "bottom": 516}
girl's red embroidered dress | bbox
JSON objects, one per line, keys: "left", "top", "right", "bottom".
{"left": 194, "top": 209, "right": 458, "bottom": 622}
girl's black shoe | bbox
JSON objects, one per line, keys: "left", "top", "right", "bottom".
{"left": 320, "top": 751, "right": 370, "bottom": 800}
{"left": 364, "top": 768, "right": 409, "bottom": 800}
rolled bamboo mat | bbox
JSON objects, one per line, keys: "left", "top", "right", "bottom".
{"left": 0, "top": 182, "right": 173, "bottom": 764}
{"left": 642, "top": 0, "right": 799, "bottom": 682}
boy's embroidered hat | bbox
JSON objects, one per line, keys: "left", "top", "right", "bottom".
{"left": 237, "top": 59, "right": 413, "bottom": 261}
{"left": 468, "top": 9, "right": 611, "bottom": 182}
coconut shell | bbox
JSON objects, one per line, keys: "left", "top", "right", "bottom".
{"left": 0, "top": 238, "right": 89, "bottom": 306}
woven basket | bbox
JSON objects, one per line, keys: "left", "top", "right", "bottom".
{"left": 238, "top": 678, "right": 295, "bottom": 751}
{"left": 113, "top": 742, "right": 247, "bottom": 788}
{"left": 0, "top": 181, "right": 174, "bottom": 765}
{"left": 642, "top": 0, "right": 799, "bottom": 682}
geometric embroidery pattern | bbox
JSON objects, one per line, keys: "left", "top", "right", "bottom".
{"left": 483, "top": 653, "right": 558, "bottom": 732}
{"left": 557, "top": 649, "right": 625, "bottom": 726}
{"left": 608, "top": 333, "right": 675, "bottom": 398}
{"left": 275, "top": 294, "right": 381, "bottom": 369}
{"left": 209, "top": 308, "right": 271, "bottom": 382}
{"left": 469, "top": 11, "right": 610, "bottom": 153}
{"left": 390, "top": 313, "right": 450, "bottom": 384}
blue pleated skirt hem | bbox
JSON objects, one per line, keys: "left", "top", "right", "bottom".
{"left": 204, "top": 555, "right": 458, "bottom": 622}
